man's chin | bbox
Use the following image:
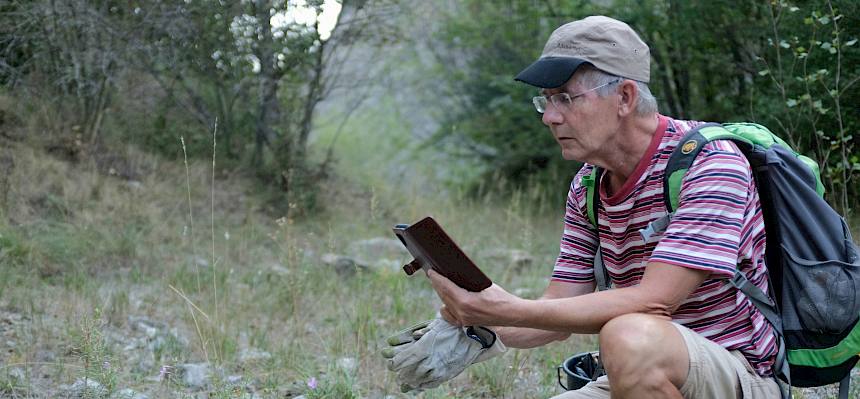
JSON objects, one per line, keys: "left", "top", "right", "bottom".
{"left": 560, "top": 150, "right": 579, "bottom": 161}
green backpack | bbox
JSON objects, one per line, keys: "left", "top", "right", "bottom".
{"left": 583, "top": 122, "right": 860, "bottom": 399}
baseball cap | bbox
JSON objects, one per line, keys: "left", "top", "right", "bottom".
{"left": 515, "top": 16, "right": 650, "bottom": 88}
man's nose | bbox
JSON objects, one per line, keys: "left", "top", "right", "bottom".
{"left": 541, "top": 105, "right": 563, "bottom": 126}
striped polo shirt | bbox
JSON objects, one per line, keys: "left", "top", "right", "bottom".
{"left": 553, "top": 115, "right": 777, "bottom": 376}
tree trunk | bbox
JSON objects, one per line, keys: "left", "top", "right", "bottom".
{"left": 253, "top": 0, "right": 280, "bottom": 169}
{"left": 647, "top": 31, "right": 682, "bottom": 117}
{"left": 295, "top": 24, "right": 325, "bottom": 168}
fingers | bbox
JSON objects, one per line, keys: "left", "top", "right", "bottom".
{"left": 413, "top": 325, "right": 430, "bottom": 340}
{"left": 426, "top": 269, "right": 455, "bottom": 295}
{"left": 386, "top": 319, "right": 433, "bottom": 346}
{"left": 386, "top": 332, "right": 412, "bottom": 347}
{"left": 427, "top": 269, "right": 463, "bottom": 322}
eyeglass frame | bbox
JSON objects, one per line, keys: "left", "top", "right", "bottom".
{"left": 532, "top": 78, "right": 623, "bottom": 114}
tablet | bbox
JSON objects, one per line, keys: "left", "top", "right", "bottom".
{"left": 392, "top": 216, "right": 492, "bottom": 292}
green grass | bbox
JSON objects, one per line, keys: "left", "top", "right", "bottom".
{"left": 0, "top": 96, "right": 629, "bottom": 398}
{"left": 0, "top": 136, "right": 590, "bottom": 398}
{"left": 2, "top": 96, "right": 855, "bottom": 399}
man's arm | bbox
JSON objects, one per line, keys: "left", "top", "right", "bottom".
{"left": 488, "top": 280, "right": 595, "bottom": 348}
{"left": 429, "top": 261, "right": 709, "bottom": 334}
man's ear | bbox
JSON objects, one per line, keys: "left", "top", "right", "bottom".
{"left": 617, "top": 80, "right": 639, "bottom": 117}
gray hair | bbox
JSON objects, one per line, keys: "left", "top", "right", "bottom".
{"left": 573, "top": 65, "right": 658, "bottom": 115}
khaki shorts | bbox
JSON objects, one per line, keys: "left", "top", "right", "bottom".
{"left": 550, "top": 323, "right": 781, "bottom": 399}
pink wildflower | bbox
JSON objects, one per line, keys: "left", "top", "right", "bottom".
{"left": 159, "top": 365, "right": 173, "bottom": 381}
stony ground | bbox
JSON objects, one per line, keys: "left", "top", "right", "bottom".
{"left": 0, "top": 141, "right": 857, "bottom": 399}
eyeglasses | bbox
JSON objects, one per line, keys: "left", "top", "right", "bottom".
{"left": 532, "top": 79, "right": 622, "bottom": 114}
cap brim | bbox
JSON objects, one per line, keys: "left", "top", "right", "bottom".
{"left": 514, "top": 56, "right": 589, "bottom": 88}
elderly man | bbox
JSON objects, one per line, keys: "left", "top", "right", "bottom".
{"left": 426, "top": 15, "right": 781, "bottom": 399}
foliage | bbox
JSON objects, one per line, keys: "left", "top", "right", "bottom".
{"left": 71, "top": 308, "right": 118, "bottom": 397}
{"left": 430, "top": 0, "right": 859, "bottom": 211}
{"left": 0, "top": 1, "right": 127, "bottom": 142}
{"left": 0, "top": 91, "right": 856, "bottom": 397}
{"left": 0, "top": 0, "right": 400, "bottom": 215}
{"left": 428, "top": 1, "right": 599, "bottom": 198}
{"left": 750, "top": 0, "right": 860, "bottom": 213}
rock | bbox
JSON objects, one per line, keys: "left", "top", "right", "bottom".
{"left": 0, "top": 312, "right": 25, "bottom": 337}
{"left": 376, "top": 259, "right": 405, "bottom": 272}
{"left": 337, "top": 357, "right": 357, "bottom": 374}
{"left": 321, "top": 253, "right": 368, "bottom": 275}
{"left": 122, "top": 337, "right": 143, "bottom": 351}
{"left": 143, "top": 375, "right": 161, "bottom": 383}
{"left": 7, "top": 367, "right": 25, "bottom": 381}
{"left": 278, "top": 380, "right": 310, "bottom": 398}
{"left": 65, "top": 378, "right": 108, "bottom": 398}
{"left": 226, "top": 375, "right": 243, "bottom": 384}
{"left": 178, "top": 363, "right": 211, "bottom": 390}
{"left": 35, "top": 349, "right": 56, "bottom": 362}
{"left": 239, "top": 348, "right": 272, "bottom": 363}
{"left": 111, "top": 388, "right": 148, "bottom": 399}
{"left": 302, "top": 248, "right": 317, "bottom": 264}
{"left": 347, "top": 238, "right": 409, "bottom": 261}
{"left": 479, "top": 248, "right": 534, "bottom": 271}
{"left": 128, "top": 316, "right": 162, "bottom": 338}
{"left": 269, "top": 263, "right": 290, "bottom": 276}
{"left": 126, "top": 181, "right": 143, "bottom": 190}
{"left": 133, "top": 320, "right": 187, "bottom": 361}
{"left": 132, "top": 356, "right": 156, "bottom": 375}
{"left": 190, "top": 256, "right": 209, "bottom": 268}
{"left": 794, "top": 367, "right": 860, "bottom": 398}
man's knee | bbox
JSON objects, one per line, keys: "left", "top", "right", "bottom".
{"left": 599, "top": 313, "right": 667, "bottom": 356}
{"left": 599, "top": 313, "right": 689, "bottom": 390}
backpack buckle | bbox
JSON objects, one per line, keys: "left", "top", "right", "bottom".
{"left": 640, "top": 214, "right": 672, "bottom": 243}
{"left": 729, "top": 270, "right": 749, "bottom": 289}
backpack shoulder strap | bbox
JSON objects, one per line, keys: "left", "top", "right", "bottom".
{"left": 581, "top": 167, "right": 611, "bottom": 291}
{"left": 638, "top": 123, "right": 733, "bottom": 242}
{"left": 664, "top": 122, "right": 782, "bottom": 321}
{"left": 663, "top": 123, "right": 756, "bottom": 212}
{"left": 581, "top": 166, "right": 601, "bottom": 228}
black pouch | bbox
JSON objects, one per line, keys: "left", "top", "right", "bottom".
{"left": 557, "top": 351, "right": 604, "bottom": 391}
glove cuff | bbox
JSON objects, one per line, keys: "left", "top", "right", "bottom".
{"left": 465, "top": 326, "right": 496, "bottom": 349}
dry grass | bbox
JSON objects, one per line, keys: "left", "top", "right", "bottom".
{"left": 2, "top": 92, "right": 852, "bottom": 398}
{"left": 0, "top": 135, "right": 600, "bottom": 398}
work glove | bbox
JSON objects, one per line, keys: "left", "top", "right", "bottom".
{"left": 381, "top": 317, "right": 507, "bottom": 392}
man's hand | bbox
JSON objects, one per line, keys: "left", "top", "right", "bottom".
{"left": 426, "top": 269, "right": 524, "bottom": 328}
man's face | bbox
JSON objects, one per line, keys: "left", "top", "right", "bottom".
{"left": 539, "top": 75, "right": 620, "bottom": 162}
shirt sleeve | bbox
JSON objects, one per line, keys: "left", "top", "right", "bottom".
{"left": 649, "top": 141, "right": 754, "bottom": 277}
{"left": 552, "top": 166, "right": 600, "bottom": 283}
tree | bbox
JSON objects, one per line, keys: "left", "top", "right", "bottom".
{"left": 1, "top": 0, "right": 127, "bottom": 144}
{"left": 750, "top": 0, "right": 860, "bottom": 213}
{"left": 428, "top": 0, "right": 602, "bottom": 197}
{"left": 430, "top": 0, "right": 859, "bottom": 211}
